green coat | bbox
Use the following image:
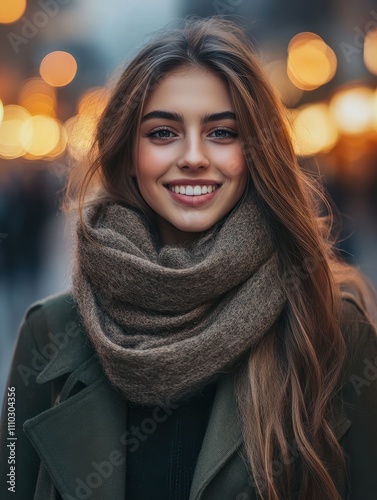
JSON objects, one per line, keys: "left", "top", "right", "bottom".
{"left": 1, "top": 291, "right": 377, "bottom": 499}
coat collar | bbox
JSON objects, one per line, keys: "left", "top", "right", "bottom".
{"left": 24, "top": 315, "right": 244, "bottom": 500}
{"left": 35, "top": 295, "right": 94, "bottom": 385}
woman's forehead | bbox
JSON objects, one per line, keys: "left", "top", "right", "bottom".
{"left": 142, "top": 67, "right": 234, "bottom": 116}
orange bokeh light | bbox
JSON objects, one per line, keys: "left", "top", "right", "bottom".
{"left": 265, "top": 60, "right": 303, "bottom": 107}
{"left": 20, "top": 115, "right": 61, "bottom": 158}
{"left": 40, "top": 51, "right": 77, "bottom": 87}
{"left": 0, "top": 0, "right": 27, "bottom": 24}
{"left": 330, "top": 86, "right": 375, "bottom": 135}
{"left": 19, "top": 77, "right": 57, "bottom": 117}
{"left": 64, "top": 114, "right": 97, "bottom": 160}
{"left": 289, "top": 103, "right": 339, "bottom": 156}
{"left": 0, "top": 105, "right": 31, "bottom": 159}
{"left": 77, "top": 87, "right": 111, "bottom": 118}
{"left": 364, "top": 29, "right": 377, "bottom": 76}
{"left": 287, "top": 32, "right": 337, "bottom": 91}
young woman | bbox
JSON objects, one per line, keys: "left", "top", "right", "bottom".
{"left": 1, "top": 16, "right": 377, "bottom": 500}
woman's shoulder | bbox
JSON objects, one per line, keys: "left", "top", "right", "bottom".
{"left": 20, "top": 290, "right": 83, "bottom": 352}
{"left": 23, "top": 290, "right": 77, "bottom": 320}
{"left": 338, "top": 291, "right": 377, "bottom": 389}
{"left": 339, "top": 291, "right": 377, "bottom": 347}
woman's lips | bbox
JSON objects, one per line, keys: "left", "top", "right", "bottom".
{"left": 164, "top": 185, "right": 221, "bottom": 207}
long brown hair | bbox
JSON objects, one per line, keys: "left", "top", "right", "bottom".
{"left": 63, "top": 16, "right": 377, "bottom": 499}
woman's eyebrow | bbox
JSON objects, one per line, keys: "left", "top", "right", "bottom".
{"left": 140, "top": 110, "right": 236, "bottom": 124}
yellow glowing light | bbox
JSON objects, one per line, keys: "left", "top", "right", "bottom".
{"left": 265, "top": 60, "right": 303, "bottom": 108}
{"left": 372, "top": 88, "right": 377, "bottom": 131}
{"left": 77, "top": 87, "right": 110, "bottom": 117}
{"left": 20, "top": 115, "right": 61, "bottom": 157}
{"left": 19, "top": 77, "right": 56, "bottom": 99}
{"left": 21, "top": 94, "right": 56, "bottom": 117}
{"left": 0, "top": 105, "right": 31, "bottom": 159}
{"left": 64, "top": 115, "right": 97, "bottom": 160}
{"left": 19, "top": 77, "right": 57, "bottom": 116}
{"left": 40, "top": 51, "right": 77, "bottom": 87}
{"left": 47, "top": 123, "right": 67, "bottom": 159}
{"left": 364, "top": 29, "right": 377, "bottom": 76}
{"left": 0, "top": 100, "right": 3, "bottom": 123}
{"left": 287, "top": 32, "right": 337, "bottom": 91}
{"left": 289, "top": 103, "right": 339, "bottom": 157}
{"left": 330, "top": 86, "right": 375, "bottom": 135}
{"left": 0, "top": 0, "right": 27, "bottom": 24}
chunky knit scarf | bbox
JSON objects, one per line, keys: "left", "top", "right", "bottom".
{"left": 71, "top": 189, "right": 286, "bottom": 406}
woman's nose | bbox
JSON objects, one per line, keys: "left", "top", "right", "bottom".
{"left": 177, "top": 136, "right": 210, "bottom": 170}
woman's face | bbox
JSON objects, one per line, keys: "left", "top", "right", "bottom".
{"left": 135, "top": 65, "right": 248, "bottom": 246}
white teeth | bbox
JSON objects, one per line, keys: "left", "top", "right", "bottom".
{"left": 168, "top": 184, "right": 219, "bottom": 196}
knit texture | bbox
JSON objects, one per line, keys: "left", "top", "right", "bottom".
{"left": 71, "top": 188, "right": 286, "bottom": 405}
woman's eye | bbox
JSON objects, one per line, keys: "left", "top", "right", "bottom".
{"left": 147, "top": 128, "right": 176, "bottom": 140}
{"left": 210, "top": 129, "right": 238, "bottom": 139}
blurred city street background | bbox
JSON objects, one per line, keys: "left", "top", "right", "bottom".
{"left": 1, "top": 0, "right": 377, "bottom": 402}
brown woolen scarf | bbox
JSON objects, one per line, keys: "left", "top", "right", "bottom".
{"left": 71, "top": 188, "right": 286, "bottom": 406}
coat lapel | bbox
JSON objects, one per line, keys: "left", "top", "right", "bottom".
{"left": 188, "top": 371, "right": 352, "bottom": 500}
{"left": 24, "top": 356, "right": 128, "bottom": 500}
{"left": 24, "top": 335, "right": 244, "bottom": 500}
{"left": 23, "top": 310, "right": 129, "bottom": 500}
{"left": 189, "top": 372, "right": 244, "bottom": 500}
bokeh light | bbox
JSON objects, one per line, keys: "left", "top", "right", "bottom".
{"left": 372, "top": 88, "right": 377, "bottom": 132}
{"left": 0, "top": 105, "right": 31, "bottom": 159}
{"left": 20, "top": 116, "right": 61, "bottom": 158}
{"left": 64, "top": 114, "right": 97, "bottom": 160}
{"left": 45, "top": 123, "right": 68, "bottom": 160}
{"left": 40, "top": 51, "right": 78, "bottom": 87}
{"left": 19, "top": 78, "right": 57, "bottom": 117}
{"left": 0, "top": 0, "right": 27, "bottom": 24}
{"left": 265, "top": 60, "right": 303, "bottom": 107}
{"left": 287, "top": 32, "right": 337, "bottom": 91}
{"left": 77, "top": 87, "right": 111, "bottom": 118}
{"left": 364, "top": 29, "right": 377, "bottom": 76}
{"left": 330, "top": 86, "right": 375, "bottom": 135}
{"left": 0, "top": 100, "right": 4, "bottom": 123}
{"left": 289, "top": 102, "right": 339, "bottom": 156}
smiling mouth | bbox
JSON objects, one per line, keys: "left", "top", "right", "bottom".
{"left": 164, "top": 184, "right": 222, "bottom": 196}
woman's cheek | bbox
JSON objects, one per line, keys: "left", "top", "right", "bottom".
{"left": 222, "top": 157, "right": 247, "bottom": 177}
{"left": 213, "top": 147, "right": 246, "bottom": 175}
{"left": 143, "top": 144, "right": 177, "bottom": 170}
{"left": 138, "top": 147, "right": 167, "bottom": 177}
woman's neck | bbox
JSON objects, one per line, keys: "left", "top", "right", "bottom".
{"left": 156, "top": 215, "right": 205, "bottom": 247}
